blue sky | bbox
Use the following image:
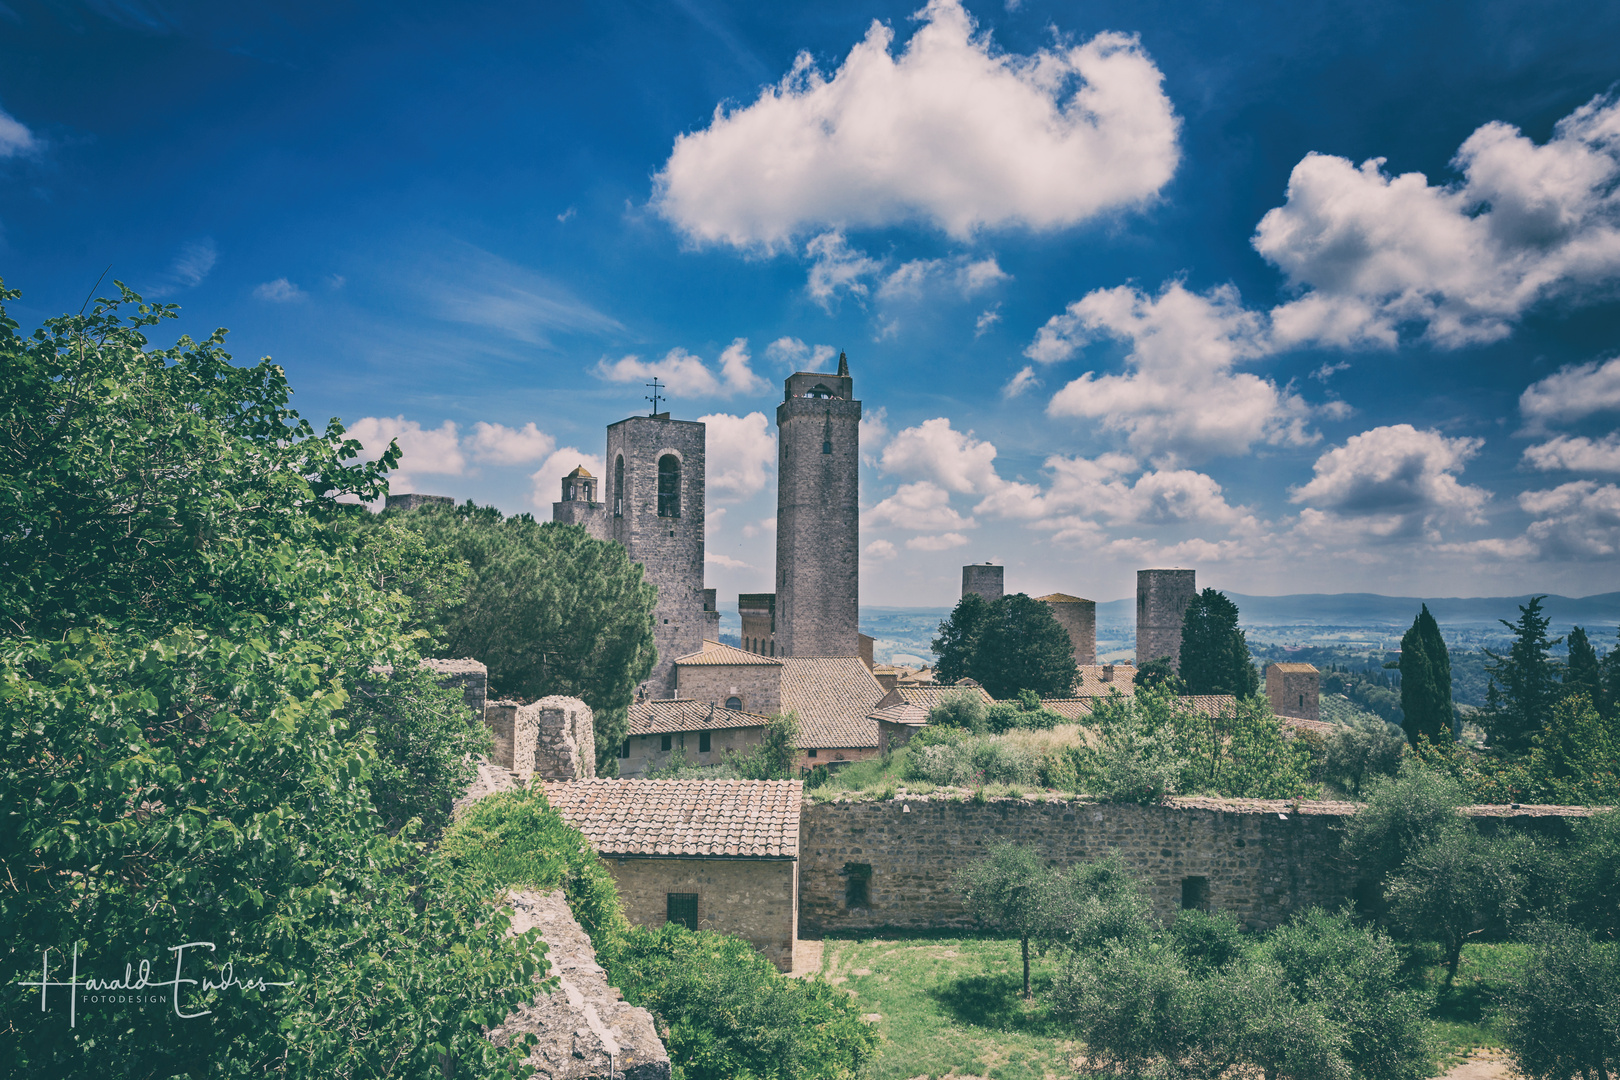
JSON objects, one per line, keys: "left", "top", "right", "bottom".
{"left": 4, "top": 0, "right": 1620, "bottom": 606}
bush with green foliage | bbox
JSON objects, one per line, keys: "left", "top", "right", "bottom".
{"left": 905, "top": 735, "right": 1039, "bottom": 787}
{"left": 924, "top": 689, "right": 989, "bottom": 733}
{"left": 603, "top": 923, "right": 878, "bottom": 1080}
{"left": 1497, "top": 920, "right": 1619, "bottom": 1080}
{"left": 1319, "top": 718, "right": 1407, "bottom": 797}
{"left": 1340, "top": 762, "right": 1469, "bottom": 888}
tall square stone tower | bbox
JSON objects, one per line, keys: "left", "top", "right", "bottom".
{"left": 1136, "top": 568, "right": 1197, "bottom": 671}
{"left": 574, "top": 414, "right": 708, "bottom": 696}
{"left": 961, "top": 563, "right": 1004, "bottom": 603}
{"left": 1265, "top": 663, "right": 1321, "bottom": 721}
{"left": 775, "top": 355, "right": 861, "bottom": 657}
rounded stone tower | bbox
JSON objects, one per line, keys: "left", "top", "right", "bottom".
{"left": 775, "top": 354, "right": 861, "bottom": 657}
{"left": 1136, "top": 568, "right": 1196, "bottom": 670}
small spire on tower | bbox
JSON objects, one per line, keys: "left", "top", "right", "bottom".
{"left": 836, "top": 350, "right": 849, "bottom": 378}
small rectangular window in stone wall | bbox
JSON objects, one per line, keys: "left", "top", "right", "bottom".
{"left": 667, "top": 892, "right": 699, "bottom": 930}
{"left": 1181, "top": 876, "right": 1210, "bottom": 911}
{"left": 661, "top": 734, "right": 672, "bottom": 752}
{"left": 844, "top": 863, "right": 872, "bottom": 908}
{"left": 699, "top": 731, "right": 711, "bottom": 753}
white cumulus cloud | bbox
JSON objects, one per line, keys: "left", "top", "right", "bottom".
{"left": 1522, "top": 433, "right": 1620, "bottom": 473}
{"left": 1002, "top": 364, "right": 1039, "bottom": 398}
{"left": 697, "top": 411, "right": 777, "bottom": 499}
{"left": 878, "top": 255, "right": 1009, "bottom": 300}
{"left": 1256, "top": 91, "right": 1620, "bottom": 350}
{"left": 805, "top": 231, "right": 882, "bottom": 308}
{"left": 1520, "top": 481, "right": 1620, "bottom": 558}
{"left": 1519, "top": 355, "right": 1620, "bottom": 433}
{"left": 1289, "top": 424, "right": 1489, "bottom": 539}
{"left": 765, "top": 337, "right": 837, "bottom": 372}
{"left": 595, "top": 338, "right": 767, "bottom": 398}
{"left": 880, "top": 417, "right": 1001, "bottom": 494}
{"left": 347, "top": 417, "right": 466, "bottom": 476}
{"left": 468, "top": 421, "right": 555, "bottom": 465}
{"left": 1038, "top": 282, "right": 1315, "bottom": 463}
{"left": 653, "top": 0, "right": 1179, "bottom": 249}
{"left": 906, "top": 532, "right": 970, "bottom": 551}
{"left": 864, "top": 539, "right": 898, "bottom": 560}
{"left": 866, "top": 480, "right": 977, "bottom": 532}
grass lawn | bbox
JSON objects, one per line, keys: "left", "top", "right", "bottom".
{"left": 810, "top": 934, "right": 1527, "bottom": 1080}
{"left": 817, "top": 933, "right": 1081, "bottom": 1080}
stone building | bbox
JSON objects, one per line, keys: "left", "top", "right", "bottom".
{"left": 553, "top": 413, "right": 708, "bottom": 697}
{"left": 960, "top": 563, "right": 1003, "bottom": 603}
{"left": 546, "top": 779, "right": 803, "bottom": 972}
{"left": 385, "top": 492, "right": 454, "bottom": 512}
{"left": 1136, "top": 568, "right": 1197, "bottom": 670}
{"left": 1037, "top": 592, "right": 1097, "bottom": 669}
{"left": 774, "top": 355, "right": 861, "bottom": 657}
{"left": 1266, "top": 662, "right": 1321, "bottom": 722}
{"left": 673, "top": 640, "right": 782, "bottom": 715}
{"left": 738, "top": 592, "right": 777, "bottom": 656}
{"left": 871, "top": 700, "right": 930, "bottom": 754}
{"left": 484, "top": 696, "right": 597, "bottom": 782}
{"left": 618, "top": 699, "right": 769, "bottom": 778}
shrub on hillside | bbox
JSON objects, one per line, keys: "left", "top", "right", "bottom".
{"left": 1497, "top": 920, "right": 1620, "bottom": 1080}
{"left": 1320, "top": 717, "right": 1407, "bottom": 797}
{"left": 905, "top": 736, "right": 1039, "bottom": 787}
{"left": 603, "top": 923, "right": 878, "bottom": 1080}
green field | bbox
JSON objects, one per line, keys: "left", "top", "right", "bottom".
{"left": 811, "top": 933, "right": 1526, "bottom": 1079}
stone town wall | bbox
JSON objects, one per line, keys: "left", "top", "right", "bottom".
{"left": 488, "top": 888, "right": 671, "bottom": 1079}
{"left": 798, "top": 796, "right": 1353, "bottom": 935}
{"left": 675, "top": 662, "right": 782, "bottom": 715}
{"left": 606, "top": 856, "right": 798, "bottom": 972}
{"left": 485, "top": 697, "right": 594, "bottom": 781}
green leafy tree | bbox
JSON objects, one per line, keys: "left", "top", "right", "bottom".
{"left": 730, "top": 711, "right": 800, "bottom": 779}
{"left": 1340, "top": 762, "right": 1468, "bottom": 895}
{"left": 1563, "top": 626, "right": 1606, "bottom": 715}
{"left": 1498, "top": 920, "right": 1620, "bottom": 1080}
{"left": 1522, "top": 693, "right": 1620, "bottom": 805}
{"left": 925, "top": 689, "right": 989, "bottom": 733}
{"left": 389, "top": 504, "right": 657, "bottom": 773}
{"left": 955, "top": 842, "right": 1058, "bottom": 997}
{"left": 1134, "top": 656, "right": 1185, "bottom": 692}
{"left": 1178, "top": 589, "right": 1260, "bottom": 697}
{"left": 1564, "top": 809, "right": 1620, "bottom": 939}
{"left": 1604, "top": 627, "right": 1620, "bottom": 723}
{"left": 0, "top": 282, "right": 548, "bottom": 1077}
{"left": 1393, "top": 605, "right": 1453, "bottom": 747}
{"left": 1386, "top": 828, "right": 1524, "bottom": 984}
{"left": 1320, "top": 719, "right": 1407, "bottom": 797}
{"left": 1170, "top": 696, "right": 1318, "bottom": 800}
{"left": 931, "top": 592, "right": 991, "bottom": 685}
{"left": 604, "top": 923, "right": 878, "bottom": 1080}
{"left": 932, "top": 593, "right": 1078, "bottom": 698}
{"left": 1483, "top": 596, "right": 1564, "bottom": 754}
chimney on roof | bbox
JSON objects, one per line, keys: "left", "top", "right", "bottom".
{"left": 1102, "top": 664, "right": 1114, "bottom": 682}
{"left": 837, "top": 350, "right": 849, "bottom": 378}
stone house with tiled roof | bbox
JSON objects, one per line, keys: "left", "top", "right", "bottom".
{"left": 546, "top": 779, "right": 802, "bottom": 971}
{"left": 619, "top": 699, "right": 771, "bottom": 777}
{"left": 1265, "top": 662, "right": 1321, "bottom": 722}
{"left": 671, "top": 641, "right": 886, "bottom": 768}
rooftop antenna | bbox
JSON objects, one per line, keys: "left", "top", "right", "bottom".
{"left": 645, "top": 377, "right": 664, "bottom": 417}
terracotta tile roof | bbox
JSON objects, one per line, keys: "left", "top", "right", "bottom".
{"left": 1279, "top": 715, "right": 1338, "bottom": 736}
{"left": 1267, "top": 662, "right": 1320, "bottom": 673}
{"left": 1075, "top": 664, "right": 1138, "bottom": 697}
{"left": 868, "top": 701, "right": 930, "bottom": 726}
{"left": 545, "top": 778, "right": 801, "bottom": 858}
{"left": 891, "top": 684, "right": 995, "bottom": 710}
{"left": 1035, "top": 592, "right": 1091, "bottom": 603}
{"left": 673, "top": 639, "right": 782, "bottom": 667}
{"left": 780, "top": 656, "right": 886, "bottom": 749}
{"left": 1181, "top": 695, "right": 1241, "bottom": 716}
{"left": 1033, "top": 698, "right": 1099, "bottom": 720}
{"left": 628, "top": 699, "right": 770, "bottom": 736}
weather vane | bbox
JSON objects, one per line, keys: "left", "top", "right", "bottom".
{"left": 646, "top": 378, "right": 664, "bottom": 416}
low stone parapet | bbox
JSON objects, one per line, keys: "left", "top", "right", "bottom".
{"left": 484, "top": 697, "right": 596, "bottom": 781}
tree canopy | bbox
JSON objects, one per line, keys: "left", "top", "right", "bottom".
{"left": 1177, "top": 589, "right": 1259, "bottom": 697}
{"left": 931, "top": 592, "right": 1078, "bottom": 699}
{"left": 1396, "top": 604, "right": 1453, "bottom": 747}
{"left": 374, "top": 503, "right": 658, "bottom": 772}
{"left": 1484, "top": 596, "right": 1564, "bottom": 754}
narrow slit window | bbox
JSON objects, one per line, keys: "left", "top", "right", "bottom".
{"left": 657, "top": 455, "right": 680, "bottom": 517}
{"left": 619, "top": 739, "right": 630, "bottom": 759}
{"left": 613, "top": 455, "right": 625, "bottom": 517}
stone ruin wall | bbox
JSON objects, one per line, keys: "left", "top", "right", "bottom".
{"left": 799, "top": 796, "right": 1354, "bottom": 935}
{"left": 485, "top": 697, "right": 596, "bottom": 781}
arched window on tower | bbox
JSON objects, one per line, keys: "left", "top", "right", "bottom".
{"left": 657, "top": 454, "right": 680, "bottom": 517}
{"left": 614, "top": 455, "right": 625, "bottom": 517}
{"left": 725, "top": 696, "right": 742, "bottom": 711}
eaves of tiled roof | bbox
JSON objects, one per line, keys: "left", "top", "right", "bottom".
{"left": 544, "top": 778, "right": 801, "bottom": 858}
{"left": 673, "top": 639, "right": 783, "bottom": 667}
{"left": 629, "top": 699, "right": 771, "bottom": 736}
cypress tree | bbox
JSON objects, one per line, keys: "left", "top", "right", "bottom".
{"left": 1564, "top": 626, "right": 1604, "bottom": 712}
{"left": 1397, "top": 604, "right": 1453, "bottom": 747}
{"left": 1178, "top": 588, "right": 1260, "bottom": 697}
{"left": 1483, "top": 596, "right": 1564, "bottom": 755}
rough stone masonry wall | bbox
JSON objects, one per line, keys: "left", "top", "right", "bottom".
{"left": 608, "top": 416, "right": 707, "bottom": 696}
{"left": 1045, "top": 598, "right": 1097, "bottom": 668}
{"left": 421, "top": 657, "right": 488, "bottom": 718}
{"left": 485, "top": 697, "right": 595, "bottom": 781}
{"left": 675, "top": 662, "right": 782, "bottom": 715}
{"left": 607, "top": 856, "right": 798, "bottom": 972}
{"left": 1136, "top": 568, "right": 1197, "bottom": 669}
{"left": 961, "top": 564, "right": 1004, "bottom": 603}
{"left": 798, "top": 796, "right": 1352, "bottom": 935}
{"left": 775, "top": 389, "right": 861, "bottom": 657}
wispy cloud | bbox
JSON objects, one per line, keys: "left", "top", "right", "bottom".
{"left": 427, "top": 241, "right": 624, "bottom": 346}
{"left": 149, "top": 238, "right": 218, "bottom": 296}
{"left": 0, "top": 103, "right": 37, "bottom": 158}
{"left": 253, "top": 277, "right": 305, "bottom": 302}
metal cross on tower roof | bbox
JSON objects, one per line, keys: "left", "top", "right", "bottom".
{"left": 645, "top": 377, "right": 664, "bottom": 416}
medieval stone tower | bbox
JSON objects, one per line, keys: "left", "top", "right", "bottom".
{"left": 1136, "top": 568, "right": 1197, "bottom": 671}
{"left": 774, "top": 353, "right": 861, "bottom": 656}
{"left": 961, "top": 563, "right": 1004, "bottom": 604}
{"left": 554, "top": 414, "right": 707, "bottom": 696}
{"left": 1038, "top": 593, "right": 1097, "bottom": 667}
